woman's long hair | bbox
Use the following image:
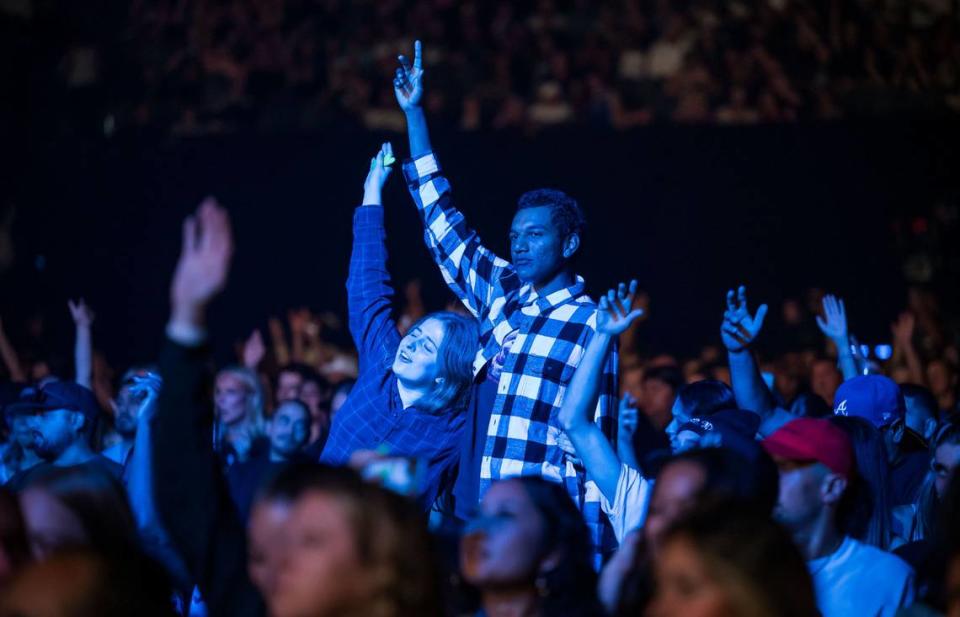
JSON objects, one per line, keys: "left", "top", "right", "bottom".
{"left": 214, "top": 366, "right": 266, "bottom": 462}
{"left": 916, "top": 422, "right": 960, "bottom": 539}
{"left": 397, "top": 312, "right": 478, "bottom": 414}
{"left": 515, "top": 477, "right": 603, "bottom": 617}
{"left": 261, "top": 463, "right": 443, "bottom": 617}
{"left": 829, "top": 415, "right": 893, "bottom": 548}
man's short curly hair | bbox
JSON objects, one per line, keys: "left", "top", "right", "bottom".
{"left": 516, "top": 188, "right": 586, "bottom": 240}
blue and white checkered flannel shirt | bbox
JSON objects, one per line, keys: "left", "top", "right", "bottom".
{"left": 403, "top": 153, "right": 619, "bottom": 561}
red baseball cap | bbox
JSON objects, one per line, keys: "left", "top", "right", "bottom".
{"left": 762, "top": 418, "right": 854, "bottom": 479}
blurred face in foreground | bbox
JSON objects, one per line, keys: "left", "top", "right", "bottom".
{"left": 460, "top": 479, "right": 548, "bottom": 587}
{"left": 649, "top": 536, "right": 736, "bottom": 617}
{"left": 247, "top": 499, "right": 293, "bottom": 599}
{"left": 19, "top": 488, "right": 87, "bottom": 560}
{"left": 268, "top": 491, "right": 369, "bottom": 617}
{"left": 644, "top": 460, "right": 705, "bottom": 554}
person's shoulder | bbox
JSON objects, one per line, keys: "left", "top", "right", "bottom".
{"left": 91, "top": 455, "right": 124, "bottom": 479}
{"left": 847, "top": 538, "right": 914, "bottom": 577}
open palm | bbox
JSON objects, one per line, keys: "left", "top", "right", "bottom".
{"left": 816, "top": 294, "right": 848, "bottom": 342}
{"left": 597, "top": 280, "right": 645, "bottom": 336}
{"left": 720, "top": 285, "right": 768, "bottom": 352}
{"left": 394, "top": 40, "right": 424, "bottom": 110}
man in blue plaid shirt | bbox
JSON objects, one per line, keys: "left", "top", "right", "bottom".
{"left": 394, "top": 41, "right": 619, "bottom": 560}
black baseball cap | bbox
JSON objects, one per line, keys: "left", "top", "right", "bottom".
{"left": 4, "top": 381, "right": 101, "bottom": 421}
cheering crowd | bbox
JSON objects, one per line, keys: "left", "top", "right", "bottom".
{"left": 0, "top": 40, "right": 959, "bottom": 617}
{"left": 24, "top": 0, "right": 960, "bottom": 137}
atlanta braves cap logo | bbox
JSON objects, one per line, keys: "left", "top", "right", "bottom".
{"left": 835, "top": 399, "right": 848, "bottom": 415}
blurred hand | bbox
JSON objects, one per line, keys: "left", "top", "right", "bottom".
{"left": 129, "top": 372, "right": 163, "bottom": 423}
{"left": 170, "top": 197, "right": 233, "bottom": 326}
{"left": 891, "top": 311, "right": 915, "bottom": 346}
{"left": 393, "top": 40, "right": 424, "bottom": 111}
{"left": 816, "top": 294, "right": 848, "bottom": 343}
{"left": 363, "top": 143, "right": 394, "bottom": 205}
{"left": 68, "top": 299, "right": 95, "bottom": 328}
{"left": 288, "top": 308, "right": 311, "bottom": 335}
{"left": 243, "top": 329, "right": 266, "bottom": 369}
{"left": 721, "top": 285, "right": 768, "bottom": 352}
{"left": 596, "top": 280, "right": 645, "bottom": 337}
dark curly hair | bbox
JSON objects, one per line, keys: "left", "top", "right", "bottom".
{"left": 516, "top": 189, "right": 586, "bottom": 240}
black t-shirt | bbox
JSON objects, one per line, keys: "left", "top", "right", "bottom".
{"left": 226, "top": 455, "right": 286, "bottom": 525}
{"left": 5, "top": 455, "right": 124, "bottom": 492}
{"left": 452, "top": 367, "right": 499, "bottom": 522}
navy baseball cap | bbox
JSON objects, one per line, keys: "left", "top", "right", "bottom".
{"left": 4, "top": 381, "right": 101, "bottom": 421}
{"left": 833, "top": 375, "right": 905, "bottom": 429}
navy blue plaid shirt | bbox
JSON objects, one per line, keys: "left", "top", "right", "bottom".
{"left": 319, "top": 205, "right": 465, "bottom": 510}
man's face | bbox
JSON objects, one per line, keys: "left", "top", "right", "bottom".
{"left": 276, "top": 372, "right": 303, "bottom": 403}
{"left": 267, "top": 403, "right": 309, "bottom": 459}
{"left": 27, "top": 409, "right": 81, "bottom": 461}
{"left": 509, "top": 206, "right": 570, "bottom": 286}
{"left": 772, "top": 459, "right": 828, "bottom": 533}
{"left": 113, "top": 384, "right": 140, "bottom": 438}
{"left": 811, "top": 360, "right": 842, "bottom": 405}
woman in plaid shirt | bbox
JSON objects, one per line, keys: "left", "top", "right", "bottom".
{"left": 320, "top": 143, "right": 479, "bottom": 511}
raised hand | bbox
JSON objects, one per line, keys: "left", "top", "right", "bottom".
{"left": 170, "top": 197, "right": 233, "bottom": 326}
{"left": 128, "top": 372, "right": 163, "bottom": 423}
{"left": 242, "top": 329, "right": 266, "bottom": 369}
{"left": 68, "top": 299, "right": 95, "bottom": 328}
{"left": 891, "top": 311, "right": 915, "bottom": 345}
{"left": 394, "top": 40, "right": 424, "bottom": 111}
{"left": 815, "top": 294, "right": 848, "bottom": 343}
{"left": 596, "top": 280, "right": 645, "bottom": 336}
{"left": 362, "top": 143, "right": 395, "bottom": 205}
{"left": 721, "top": 285, "right": 769, "bottom": 352}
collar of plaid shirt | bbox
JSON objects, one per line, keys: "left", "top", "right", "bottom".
{"left": 516, "top": 275, "right": 587, "bottom": 313}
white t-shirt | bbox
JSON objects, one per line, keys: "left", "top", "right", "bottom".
{"left": 808, "top": 536, "right": 915, "bottom": 617}
{"left": 599, "top": 463, "right": 653, "bottom": 543}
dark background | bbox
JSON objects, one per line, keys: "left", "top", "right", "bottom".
{"left": 3, "top": 118, "right": 958, "bottom": 368}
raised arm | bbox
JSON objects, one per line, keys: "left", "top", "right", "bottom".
{"left": 559, "top": 281, "right": 644, "bottom": 502}
{"left": 124, "top": 371, "right": 193, "bottom": 595}
{"left": 816, "top": 294, "right": 858, "bottom": 380}
{"left": 394, "top": 40, "right": 432, "bottom": 159}
{"left": 68, "top": 299, "right": 94, "bottom": 388}
{"left": 347, "top": 143, "right": 402, "bottom": 373}
{"left": 151, "top": 198, "right": 263, "bottom": 616}
{"left": 891, "top": 311, "right": 925, "bottom": 385}
{"left": 721, "top": 286, "right": 792, "bottom": 436}
{"left": 0, "top": 317, "right": 26, "bottom": 382}
{"left": 395, "top": 41, "right": 514, "bottom": 320}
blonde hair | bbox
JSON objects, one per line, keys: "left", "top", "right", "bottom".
{"left": 214, "top": 366, "right": 265, "bottom": 461}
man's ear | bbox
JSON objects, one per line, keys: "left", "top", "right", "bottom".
{"left": 562, "top": 233, "right": 580, "bottom": 259}
{"left": 69, "top": 410, "right": 86, "bottom": 432}
{"left": 923, "top": 418, "right": 938, "bottom": 442}
{"left": 891, "top": 419, "right": 905, "bottom": 444}
{"left": 820, "top": 472, "right": 848, "bottom": 506}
